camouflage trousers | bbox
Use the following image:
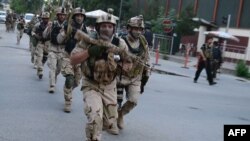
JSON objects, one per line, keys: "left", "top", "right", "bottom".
{"left": 16, "top": 29, "right": 24, "bottom": 44}
{"left": 5, "top": 22, "right": 11, "bottom": 32}
{"left": 82, "top": 78, "right": 118, "bottom": 141}
{"left": 117, "top": 76, "right": 141, "bottom": 103}
{"left": 36, "top": 41, "right": 49, "bottom": 75}
{"left": 61, "top": 53, "right": 82, "bottom": 102}
{"left": 29, "top": 37, "right": 37, "bottom": 66}
{"left": 47, "top": 51, "right": 63, "bottom": 87}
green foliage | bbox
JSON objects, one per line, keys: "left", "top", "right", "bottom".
{"left": 10, "top": 0, "right": 43, "bottom": 14}
{"left": 150, "top": 6, "right": 165, "bottom": 34}
{"left": 235, "top": 60, "right": 250, "bottom": 78}
{"left": 175, "top": 4, "right": 198, "bottom": 36}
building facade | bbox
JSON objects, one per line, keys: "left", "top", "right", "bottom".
{"left": 134, "top": 0, "right": 250, "bottom": 63}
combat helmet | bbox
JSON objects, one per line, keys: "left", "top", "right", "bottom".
{"left": 96, "top": 8, "right": 117, "bottom": 25}
{"left": 41, "top": 12, "right": 50, "bottom": 19}
{"left": 56, "top": 7, "right": 67, "bottom": 15}
{"left": 72, "top": 7, "right": 86, "bottom": 18}
{"left": 127, "top": 15, "right": 145, "bottom": 29}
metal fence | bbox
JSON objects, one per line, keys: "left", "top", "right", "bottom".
{"left": 152, "top": 34, "right": 173, "bottom": 54}
{"left": 222, "top": 43, "right": 248, "bottom": 64}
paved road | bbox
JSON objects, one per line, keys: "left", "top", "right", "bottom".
{"left": 0, "top": 24, "right": 250, "bottom": 141}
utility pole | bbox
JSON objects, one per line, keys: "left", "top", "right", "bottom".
{"left": 118, "top": 0, "right": 123, "bottom": 32}
{"left": 62, "top": 0, "right": 65, "bottom": 7}
{"left": 222, "top": 14, "right": 231, "bottom": 58}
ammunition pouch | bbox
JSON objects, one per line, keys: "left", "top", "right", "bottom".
{"left": 65, "top": 75, "right": 75, "bottom": 89}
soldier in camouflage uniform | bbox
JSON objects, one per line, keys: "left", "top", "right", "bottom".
{"left": 116, "top": 15, "right": 151, "bottom": 130}
{"left": 70, "top": 9, "right": 128, "bottom": 141}
{"left": 57, "top": 7, "right": 88, "bottom": 112}
{"left": 26, "top": 15, "right": 39, "bottom": 68}
{"left": 11, "top": 12, "right": 17, "bottom": 32}
{"left": 32, "top": 12, "right": 51, "bottom": 79}
{"left": 43, "top": 7, "right": 67, "bottom": 93}
{"left": 16, "top": 15, "right": 26, "bottom": 45}
{"left": 5, "top": 10, "right": 12, "bottom": 32}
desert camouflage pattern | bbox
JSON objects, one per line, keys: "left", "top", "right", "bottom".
{"left": 43, "top": 20, "right": 66, "bottom": 89}
{"left": 36, "top": 41, "right": 49, "bottom": 74}
{"left": 71, "top": 34, "right": 127, "bottom": 141}
{"left": 16, "top": 18, "right": 25, "bottom": 44}
{"left": 127, "top": 15, "right": 145, "bottom": 28}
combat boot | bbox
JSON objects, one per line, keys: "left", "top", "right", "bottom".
{"left": 49, "top": 85, "right": 55, "bottom": 93}
{"left": 106, "top": 123, "right": 119, "bottom": 135}
{"left": 117, "top": 110, "right": 124, "bottom": 129}
{"left": 64, "top": 101, "right": 71, "bottom": 113}
{"left": 31, "top": 56, "right": 34, "bottom": 63}
{"left": 37, "top": 69, "right": 43, "bottom": 79}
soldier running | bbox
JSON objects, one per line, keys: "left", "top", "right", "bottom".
{"left": 116, "top": 15, "right": 151, "bottom": 130}
{"left": 43, "top": 7, "right": 67, "bottom": 93}
{"left": 57, "top": 7, "right": 88, "bottom": 112}
{"left": 32, "top": 12, "right": 51, "bottom": 79}
{"left": 70, "top": 8, "right": 128, "bottom": 141}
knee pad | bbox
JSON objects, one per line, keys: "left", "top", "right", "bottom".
{"left": 65, "top": 75, "right": 74, "bottom": 89}
{"left": 121, "top": 101, "right": 137, "bottom": 115}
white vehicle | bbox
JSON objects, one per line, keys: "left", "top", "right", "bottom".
{"left": 24, "top": 13, "right": 34, "bottom": 23}
{"left": 0, "top": 10, "right": 6, "bottom": 23}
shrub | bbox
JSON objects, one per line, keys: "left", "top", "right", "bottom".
{"left": 235, "top": 60, "right": 250, "bottom": 78}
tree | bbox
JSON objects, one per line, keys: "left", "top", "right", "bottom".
{"left": 10, "top": 0, "right": 43, "bottom": 14}
{"left": 150, "top": 6, "right": 165, "bottom": 34}
{"left": 175, "top": 4, "right": 198, "bottom": 36}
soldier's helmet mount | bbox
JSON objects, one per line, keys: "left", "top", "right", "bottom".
{"left": 56, "top": 7, "right": 67, "bottom": 15}
{"left": 127, "top": 15, "right": 145, "bottom": 29}
{"left": 72, "top": 7, "right": 86, "bottom": 19}
{"left": 41, "top": 12, "right": 50, "bottom": 19}
{"left": 96, "top": 8, "right": 117, "bottom": 25}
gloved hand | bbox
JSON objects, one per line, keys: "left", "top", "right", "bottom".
{"left": 140, "top": 75, "right": 149, "bottom": 94}
{"left": 88, "top": 46, "right": 106, "bottom": 57}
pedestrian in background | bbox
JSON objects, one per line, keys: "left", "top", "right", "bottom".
{"left": 211, "top": 41, "right": 222, "bottom": 78}
{"left": 194, "top": 38, "right": 217, "bottom": 85}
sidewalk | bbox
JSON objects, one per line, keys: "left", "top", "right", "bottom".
{"left": 150, "top": 51, "right": 238, "bottom": 77}
{"left": 0, "top": 24, "right": 241, "bottom": 80}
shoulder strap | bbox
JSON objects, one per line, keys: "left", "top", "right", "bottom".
{"left": 139, "top": 35, "right": 148, "bottom": 51}
{"left": 111, "top": 36, "right": 120, "bottom": 46}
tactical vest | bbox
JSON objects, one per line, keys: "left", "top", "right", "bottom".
{"left": 17, "top": 19, "right": 25, "bottom": 30}
{"left": 122, "top": 35, "right": 148, "bottom": 78}
{"left": 36, "top": 22, "right": 50, "bottom": 42}
{"left": 65, "top": 22, "right": 88, "bottom": 54}
{"left": 50, "top": 21, "right": 65, "bottom": 45}
{"left": 202, "top": 45, "right": 213, "bottom": 59}
{"left": 83, "top": 36, "right": 120, "bottom": 85}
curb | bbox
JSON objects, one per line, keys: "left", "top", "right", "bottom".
{"left": 152, "top": 68, "right": 190, "bottom": 78}
{"left": 0, "top": 46, "right": 29, "bottom": 51}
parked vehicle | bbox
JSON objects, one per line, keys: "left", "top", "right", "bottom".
{"left": 24, "top": 13, "right": 34, "bottom": 23}
{"left": 0, "top": 10, "right": 6, "bottom": 23}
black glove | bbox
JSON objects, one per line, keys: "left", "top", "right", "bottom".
{"left": 140, "top": 75, "right": 149, "bottom": 94}
{"left": 88, "top": 46, "right": 106, "bottom": 57}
